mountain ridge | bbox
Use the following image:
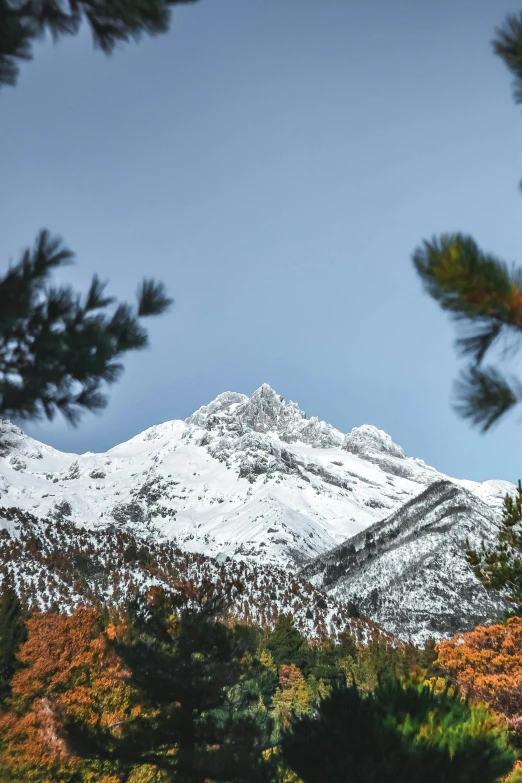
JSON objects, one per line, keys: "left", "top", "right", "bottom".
{"left": 0, "top": 384, "right": 513, "bottom": 642}
{"left": 301, "top": 480, "right": 508, "bottom": 642}
{"left": 0, "top": 504, "right": 388, "bottom": 645}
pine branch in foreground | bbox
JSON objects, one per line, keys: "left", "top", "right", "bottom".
{"left": 494, "top": 12, "right": 522, "bottom": 105}
{"left": 413, "top": 233, "right": 522, "bottom": 429}
{"left": 0, "top": 0, "right": 200, "bottom": 88}
{"left": 413, "top": 234, "right": 522, "bottom": 337}
{"left": 0, "top": 230, "right": 172, "bottom": 425}
{"left": 454, "top": 366, "right": 522, "bottom": 432}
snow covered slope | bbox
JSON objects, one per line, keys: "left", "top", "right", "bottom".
{"left": 0, "top": 384, "right": 512, "bottom": 572}
{"left": 0, "top": 505, "right": 390, "bottom": 644}
{"left": 301, "top": 481, "right": 508, "bottom": 644}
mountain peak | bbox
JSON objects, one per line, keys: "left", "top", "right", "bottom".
{"left": 343, "top": 424, "right": 406, "bottom": 460}
{"left": 252, "top": 382, "right": 280, "bottom": 397}
{"left": 186, "top": 385, "right": 344, "bottom": 447}
{"left": 241, "top": 384, "right": 304, "bottom": 434}
{"left": 0, "top": 388, "right": 513, "bottom": 644}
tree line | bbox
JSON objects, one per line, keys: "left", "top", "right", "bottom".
{"left": 0, "top": 573, "right": 519, "bottom": 783}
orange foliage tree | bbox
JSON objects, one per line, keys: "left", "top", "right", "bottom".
{"left": 0, "top": 606, "right": 140, "bottom": 782}
{"left": 436, "top": 617, "right": 522, "bottom": 748}
{"left": 272, "top": 664, "right": 312, "bottom": 728}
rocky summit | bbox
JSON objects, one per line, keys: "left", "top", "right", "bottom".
{"left": 0, "top": 384, "right": 514, "bottom": 643}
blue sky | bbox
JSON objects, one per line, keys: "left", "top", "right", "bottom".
{"left": 1, "top": 0, "right": 522, "bottom": 482}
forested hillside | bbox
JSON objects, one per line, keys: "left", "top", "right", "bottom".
{"left": 0, "top": 581, "right": 518, "bottom": 783}
{"left": 0, "top": 506, "right": 384, "bottom": 644}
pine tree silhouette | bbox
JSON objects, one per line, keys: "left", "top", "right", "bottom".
{"left": 0, "top": 0, "right": 200, "bottom": 88}
{"left": 0, "top": 571, "right": 26, "bottom": 703}
{"left": 0, "top": 230, "right": 172, "bottom": 425}
{"left": 281, "top": 677, "right": 515, "bottom": 783}
{"left": 67, "top": 583, "right": 276, "bottom": 782}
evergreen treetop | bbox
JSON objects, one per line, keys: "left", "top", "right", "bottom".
{"left": 265, "top": 614, "right": 311, "bottom": 674}
{"left": 0, "top": 571, "right": 26, "bottom": 704}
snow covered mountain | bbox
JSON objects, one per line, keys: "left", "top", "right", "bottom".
{"left": 301, "top": 481, "right": 508, "bottom": 643}
{"left": 0, "top": 505, "right": 388, "bottom": 645}
{"left": 0, "top": 384, "right": 510, "bottom": 567}
{"left": 0, "top": 383, "right": 513, "bottom": 641}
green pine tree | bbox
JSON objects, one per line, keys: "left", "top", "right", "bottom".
{"left": 67, "top": 582, "right": 276, "bottom": 783}
{"left": 0, "top": 230, "right": 172, "bottom": 426}
{"left": 265, "top": 614, "right": 311, "bottom": 674}
{"left": 467, "top": 480, "right": 522, "bottom": 612}
{"left": 281, "top": 677, "right": 516, "bottom": 783}
{"left": 0, "top": 0, "right": 200, "bottom": 88}
{"left": 413, "top": 13, "right": 522, "bottom": 431}
{"left": 0, "top": 572, "right": 26, "bottom": 703}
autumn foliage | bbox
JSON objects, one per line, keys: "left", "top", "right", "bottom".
{"left": 0, "top": 589, "right": 518, "bottom": 783}
{"left": 0, "top": 607, "right": 138, "bottom": 781}
{"left": 437, "top": 617, "right": 522, "bottom": 748}
{"left": 272, "top": 664, "right": 313, "bottom": 727}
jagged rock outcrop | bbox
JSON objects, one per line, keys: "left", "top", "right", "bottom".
{"left": 343, "top": 424, "right": 406, "bottom": 459}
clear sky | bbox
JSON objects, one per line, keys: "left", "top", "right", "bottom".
{"left": 1, "top": 0, "right": 522, "bottom": 483}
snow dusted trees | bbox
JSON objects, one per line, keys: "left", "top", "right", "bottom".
{"left": 467, "top": 479, "right": 522, "bottom": 613}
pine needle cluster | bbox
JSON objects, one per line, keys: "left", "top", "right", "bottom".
{"left": 0, "top": 0, "right": 199, "bottom": 87}
{"left": 0, "top": 230, "right": 172, "bottom": 425}
{"left": 413, "top": 13, "right": 522, "bottom": 431}
{"left": 413, "top": 234, "right": 522, "bottom": 431}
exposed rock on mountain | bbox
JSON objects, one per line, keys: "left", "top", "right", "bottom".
{"left": 301, "top": 481, "right": 509, "bottom": 644}
{"left": 0, "top": 385, "right": 510, "bottom": 569}
{"left": 0, "top": 384, "right": 513, "bottom": 642}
